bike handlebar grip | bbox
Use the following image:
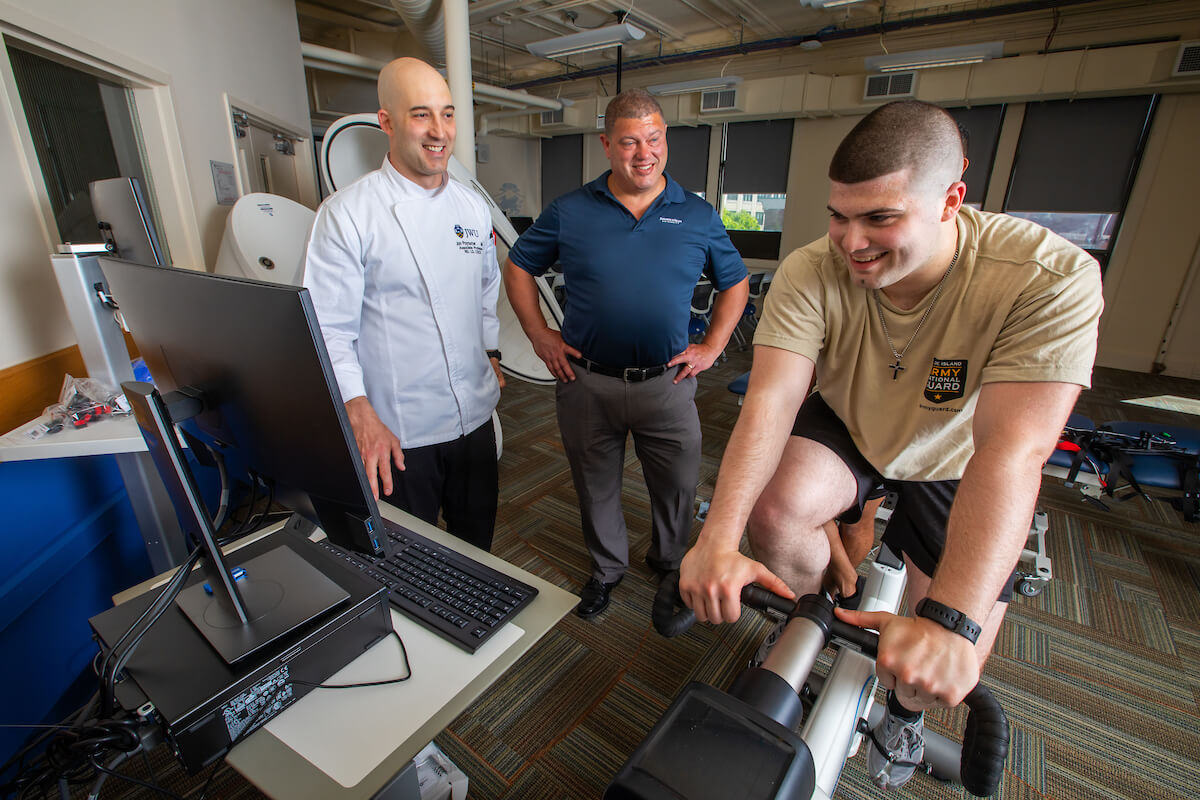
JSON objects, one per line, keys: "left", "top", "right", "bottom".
{"left": 739, "top": 584, "right": 796, "bottom": 616}
{"left": 652, "top": 571, "right": 696, "bottom": 638}
{"left": 960, "top": 684, "right": 1010, "bottom": 797}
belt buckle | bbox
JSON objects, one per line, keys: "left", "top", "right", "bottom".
{"left": 622, "top": 366, "right": 643, "bottom": 382}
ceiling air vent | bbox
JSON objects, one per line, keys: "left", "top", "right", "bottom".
{"left": 864, "top": 71, "right": 917, "bottom": 101}
{"left": 1172, "top": 41, "right": 1200, "bottom": 77}
{"left": 699, "top": 87, "right": 741, "bottom": 113}
{"left": 539, "top": 108, "right": 565, "bottom": 126}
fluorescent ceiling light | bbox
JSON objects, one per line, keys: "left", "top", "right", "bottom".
{"left": 647, "top": 76, "right": 743, "bottom": 96}
{"left": 865, "top": 42, "right": 1004, "bottom": 72}
{"left": 526, "top": 22, "right": 645, "bottom": 59}
{"left": 799, "top": 0, "right": 867, "bottom": 6}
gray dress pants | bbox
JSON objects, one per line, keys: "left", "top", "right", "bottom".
{"left": 555, "top": 365, "right": 701, "bottom": 583}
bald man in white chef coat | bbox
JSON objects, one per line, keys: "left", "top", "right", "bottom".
{"left": 304, "top": 57, "right": 504, "bottom": 550}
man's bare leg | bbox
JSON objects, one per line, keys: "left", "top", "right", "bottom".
{"left": 746, "top": 437, "right": 858, "bottom": 597}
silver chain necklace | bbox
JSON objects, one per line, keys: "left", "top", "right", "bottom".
{"left": 873, "top": 239, "right": 961, "bottom": 381}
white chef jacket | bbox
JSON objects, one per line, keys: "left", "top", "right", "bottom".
{"left": 303, "top": 157, "right": 501, "bottom": 450}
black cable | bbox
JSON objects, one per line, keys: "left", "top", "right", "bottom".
{"left": 98, "top": 545, "right": 201, "bottom": 693}
{"left": 88, "top": 754, "right": 186, "bottom": 800}
{"left": 0, "top": 689, "right": 100, "bottom": 787}
{"left": 226, "top": 472, "right": 264, "bottom": 539}
{"left": 99, "top": 545, "right": 204, "bottom": 716}
{"left": 196, "top": 755, "right": 226, "bottom": 800}
{"left": 289, "top": 630, "right": 412, "bottom": 690}
{"left": 207, "top": 443, "right": 231, "bottom": 532}
{"left": 3, "top": 719, "right": 143, "bottom": 799}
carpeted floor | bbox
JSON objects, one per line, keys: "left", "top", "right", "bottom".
{"left": 57, "top": 347, "right": 1200, "bottom": 799}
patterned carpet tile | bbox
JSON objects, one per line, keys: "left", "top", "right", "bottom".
{"left": 435, "top": 725, "right": 525, "bottom": 792}
{"left": 1143, "top": 549, "right": 1200, "bottom": 623}
{"left": 985, "top": 656, "right": 1200, "bottom": 765}
{"left": 1006, "top": 611, "right": 1194, "bottom": 709}
{"left": 1045, "top": 737, "right": 1196, "bottom": 800}
{"left": 447, "top": 629, "right": 620, "bottom": 761}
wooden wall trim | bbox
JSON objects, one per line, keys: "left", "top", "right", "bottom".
{"left": 0, "top": 346, "right": 87, "bottom": 436}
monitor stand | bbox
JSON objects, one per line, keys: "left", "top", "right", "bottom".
{"left": 124, "top": 381, "right": 348, "bottom": 665}
{"left": 174, "top": 544, "right": 347, "bottom": 665}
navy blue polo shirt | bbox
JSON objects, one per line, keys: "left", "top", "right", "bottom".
{"left": 509, "top": 171, "right": 746, "bottom": 367}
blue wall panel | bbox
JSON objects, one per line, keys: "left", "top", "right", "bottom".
{"left": 0, "top": 455, "right": 152, "bottom": 766}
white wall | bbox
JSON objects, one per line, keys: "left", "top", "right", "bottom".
{"left": 0, "top": 0, "right": 312, "bottom": 372}
{"left": 475, "top": 135, "right": 539, "bottom": 218}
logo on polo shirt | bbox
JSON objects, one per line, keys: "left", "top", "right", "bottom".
{"left": 659, "top": 216, "right": 682, "bottom": 224}
{"left": 924, "top": 358, "right": 967, "bottom": 404}
{"left": 454, "top": 224, "right": 464, "bottom": 238}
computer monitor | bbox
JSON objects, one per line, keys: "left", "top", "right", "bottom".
{"left": 90, "top": 177, "right": 166, "bottom": 266}
{"left": 99, "top": 257, "right": 389, "bottom": 662}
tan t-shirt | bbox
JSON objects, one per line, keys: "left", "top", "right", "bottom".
{"left": 755, "top": 206, "right": 1104, "bottom": 481}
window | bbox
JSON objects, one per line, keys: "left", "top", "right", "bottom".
{"left": 8, "top": 43, "right": 164, "bottom": 253}
{"left": 1004, "top": 95, "right": 1157, "bottom": 268}
{"left": 665, "top": 125, "right": 710, "bottom": 199}
{"left": 718, "top": 119, "right": 793, "bottom": 260}
{"left": 540, "top": 133, "right": 583, "bottom": 211}
{"left": 946, "top": 104, "right": 1005, "bottom": 209}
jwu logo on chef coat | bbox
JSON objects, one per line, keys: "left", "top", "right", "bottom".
{"left": 453, "top": 224, "right": 484, "bottom": 254}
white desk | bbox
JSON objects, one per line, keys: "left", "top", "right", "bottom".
{"left": 0, "top": 415, "right": 147, "bottom": 462}
{"left": 214, "top": 507, "right": 576, "bottom": 799}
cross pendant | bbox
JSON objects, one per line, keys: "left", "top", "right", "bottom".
{"left": 889, "top": 360, "right": 905, "bottom": 380}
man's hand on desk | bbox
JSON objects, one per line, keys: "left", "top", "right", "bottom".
{"left": 346, "top": 396, "right": 405, "bottom": 499}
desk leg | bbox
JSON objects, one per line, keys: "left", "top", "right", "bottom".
{"left": 372, "top": 757, "right": 419, "bottom": 800}
{"left": 116, "top": 450, "right": 188, "bottom": 572}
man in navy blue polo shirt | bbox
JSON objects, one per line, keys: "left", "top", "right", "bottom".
{"left": 505, "top": 88, "right": 748, "bottom": 620}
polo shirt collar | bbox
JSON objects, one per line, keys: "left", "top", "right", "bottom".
{"left": 588, "top": 170, "right": 686, "bottom": 209}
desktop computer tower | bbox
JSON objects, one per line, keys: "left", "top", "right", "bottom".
{"left": 90, "top": 529, "right": 392, "bottom": 773}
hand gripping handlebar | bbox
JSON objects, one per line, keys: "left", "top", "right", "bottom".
{"left": 651, "top": 570, "right": 1009, "bottom": 797}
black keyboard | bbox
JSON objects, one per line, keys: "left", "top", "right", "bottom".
{"left": 317, "top": 520, "right": 538, "bottom": 653}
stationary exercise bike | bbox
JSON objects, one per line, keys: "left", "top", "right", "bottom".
{"left": 604, "top": 545, "right": 1009, "bottom": 800}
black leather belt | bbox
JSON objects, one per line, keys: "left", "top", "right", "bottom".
{"left": 568, "top": 355, "right": 669, "bottom": 383}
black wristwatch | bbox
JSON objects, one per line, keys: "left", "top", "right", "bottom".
{"left": 915, "top": 597, "right": 981, "bottom": 644}
{"left": 486, "top": 349, "right": 502, "bottom": 361}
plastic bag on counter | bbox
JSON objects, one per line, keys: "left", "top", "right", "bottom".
{"left": 24, "top": 374, "right": 132, "bottom": 438}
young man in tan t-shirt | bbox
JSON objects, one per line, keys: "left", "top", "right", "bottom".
{"left": 679, "top": 100, "right": 1102, "bottom": 790}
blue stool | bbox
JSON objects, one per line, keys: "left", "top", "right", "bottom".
{"left": 727, "top": 371, "right": 750, "bottom": 405}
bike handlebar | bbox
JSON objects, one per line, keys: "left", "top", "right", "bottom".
{"left": 651, "top": 571, "right": 1009, "bottom": 797}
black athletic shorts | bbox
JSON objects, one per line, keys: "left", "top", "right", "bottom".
{"left": 791, "top": 393, "right": 1015, "bottom": 603}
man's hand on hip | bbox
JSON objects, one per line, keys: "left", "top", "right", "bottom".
{"left": 345, "top": 396, "right": 405, "bottom": 499}
{"left": 679, "top": 541, "right": 794, "bottom": 624}
{"left": 668, "top": 342, "right": 721, "bottom": 383}
{"left": 835, "top": 608, "right": 980, "bottom": 710}
{"left": 529, "top": 327, "right": 581, "bottom": 383}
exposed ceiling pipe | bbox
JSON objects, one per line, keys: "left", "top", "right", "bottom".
{"left": 302, "top": 42, "right": 390, "bottom": 73}
{"left": 300, "top": 43, "right": 563, "bottom": 111}
{"left": 391, "top": 0, "right": 447, "bottom": 64}
{"left": 302, "top": 58, "right": 380, "bottom": 81}
{"left": 507, "top": 0, "right": 1113, "bottom": 90}
{"left": 475, "top": 83, "right": 563, "bottom": 110}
